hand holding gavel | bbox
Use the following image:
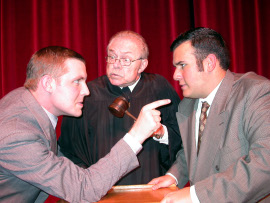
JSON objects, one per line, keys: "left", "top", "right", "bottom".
{"left": 108, "top": 96, "right": 165, "bottom": 139}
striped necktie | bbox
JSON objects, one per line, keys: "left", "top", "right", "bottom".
{"left": 197, "top": 101, "right": 210, "bottom": 155}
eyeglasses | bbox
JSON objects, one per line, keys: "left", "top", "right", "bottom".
{"left": 105, "top": 56, "right": 143, "bottom": 66}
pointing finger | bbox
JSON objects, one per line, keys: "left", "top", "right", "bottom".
{"left": 142, "top": 99, "right": 171, "bottom": 111}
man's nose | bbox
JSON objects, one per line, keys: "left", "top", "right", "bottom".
{"left": 113, "top": 59, "right": 123, "bottom": 68}
{"left": 173, "top": 68, "right": 182, "bottom": 81}
{"left": 81, "top": 83, "right": 90, "bottom": 96}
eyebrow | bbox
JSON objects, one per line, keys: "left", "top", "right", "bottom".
{"left": 108, "top": 49, "right": 115, "bottom": 54}
{"left": 73, "top": 76, "right": 86, "bottom": 81}
{"left": 174, "top": 60, "right": 184, "bottom": 66}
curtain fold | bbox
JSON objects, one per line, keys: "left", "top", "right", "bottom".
{"left": 1, "top": 0, "right": 269, "bottom": 99}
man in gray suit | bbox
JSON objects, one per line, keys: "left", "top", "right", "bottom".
{"left": 149, "top": 27, "right": 270, "bottom": 202}
{"left": 0, "top": 46, "right": 170, "bottom": 203}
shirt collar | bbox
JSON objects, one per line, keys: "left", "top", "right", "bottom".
{"left": 42, "top": 107, "right": 58, "bottom": 129}
{"left": 121, "top": 76, "right": 141, "bottom": 92}
{"left": 199, "top": 80, "right": 223, "bottom": 106}
{"left": 199, "top": 80, "right": 222, "bottom": 106}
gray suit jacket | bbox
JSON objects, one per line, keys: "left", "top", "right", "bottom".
{"left": 0, "top": 87, "right": 139, "bottom": 203}
{"left": 168, "top": 70, "right": 270, "bottom": 202}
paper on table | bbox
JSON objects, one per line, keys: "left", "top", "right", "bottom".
{"left": 112, "top": 184, "right": 177, "bottom": 190}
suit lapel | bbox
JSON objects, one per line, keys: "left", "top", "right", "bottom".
{"left": 194, "top": 107, "right": 229, "bottom": 181}
{"left": 193, "top": 70, "right": 234, "bottom": 181}
{"left": 22, "top": 89, "right": 57, "bottom": 154}
{"left": 176, "top": 98, "right": 198, "bottom": 182}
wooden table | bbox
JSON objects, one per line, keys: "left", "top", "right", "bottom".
{"left": 97, "top": 184, "right": 178, "bottom": 203}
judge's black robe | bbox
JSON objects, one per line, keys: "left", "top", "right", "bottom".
{"left": 58, "top": 73, "right": 182, "bottom": 185}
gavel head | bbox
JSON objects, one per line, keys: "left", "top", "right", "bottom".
{"left": 108, "top": 96, "right": 129, "bottom": 118}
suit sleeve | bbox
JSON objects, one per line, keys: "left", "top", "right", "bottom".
{"left": 167, "top": 143, "right": 189, "bottom": 188}
{"left": 0, "top": 126, "right": 139, "bottom": 202}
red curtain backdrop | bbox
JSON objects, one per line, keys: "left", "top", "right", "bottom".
{"left": 2, "top": 0, "right": 269, "bottom": 100}
{"left": 1, "top": 0, "right": 270, "bottom": 202}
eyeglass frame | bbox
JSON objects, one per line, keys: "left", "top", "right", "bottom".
{"left": 105, "top": 55, "right": 144, "bottom": 66}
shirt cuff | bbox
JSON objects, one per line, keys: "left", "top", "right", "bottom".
{"left": 190, "top": 185, "right": 200, "bottom": 203}
{"left": 166, "top": 172, "right": 178, "bottom": 185}
{"left": 123, "top": 133, "right": 142, "bottom": 155}
{"left": 153, "top": 125, "right": 169, "bottom": 144}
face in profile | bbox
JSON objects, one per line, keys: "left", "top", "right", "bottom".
{"left": 50, "top": 58, "right": 90, "bottom": 117}
{"left": 173, "top": 41, "right": 207, "bottom": 99}
{"left": 106, "top": 36, "right": 148, "bottom": 87}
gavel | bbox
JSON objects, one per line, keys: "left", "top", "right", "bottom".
{"left": 108, "top": 96, "right": 164, "bottom": 139}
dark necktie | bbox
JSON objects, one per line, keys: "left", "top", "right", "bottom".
{"left": 122, "top": 86, "right": 131, "bottom": 101}
{"left": 197, "top": 101, "right": 210, "bottom": 155}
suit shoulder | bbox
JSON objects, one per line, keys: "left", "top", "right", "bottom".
{"left": 233, "top": 72, "right": 270, "bottom": 92}
{"left": 0, "top": 87, "right": 25, "bottom": 105}
{"left": 0, "top": 87, "right": 27, "bottom": 121}
{"left": 234, "top": 72, "right": 269, "bottom": 85}
{"left": 0, "top": 108, "right": 40, "bottom": 143}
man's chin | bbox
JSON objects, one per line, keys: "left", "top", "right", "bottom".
{"left": 182, "top": 91, "right": 192, "bottom": 98}
{"left": 109, "top": 79, "right": 124, "bottom": 86}
{"left": 69, "top": 110, "right": 82, "bottom": 117}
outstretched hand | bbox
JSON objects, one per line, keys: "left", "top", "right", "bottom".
{"left": 148, "top": 175, "right": 176, "bottom": 190}
{"left": 160, "top": 187, "right": 192, "bottom": 203}
{"left": 128, "top": 99, "right": 171, "bottom": 144}
{"left": 149, "top": 176, "right": 192, "bottom": 203}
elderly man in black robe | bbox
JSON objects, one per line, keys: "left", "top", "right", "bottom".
{"left": 58, "top": 30, "right": 181, "bottom": 185}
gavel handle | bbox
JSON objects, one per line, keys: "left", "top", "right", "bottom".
{"left": 125, "top": 110, "right": 137, "bottom": 121}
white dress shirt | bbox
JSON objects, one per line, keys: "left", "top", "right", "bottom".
{"left": 191, "top": 81, "right": 222, "bottom": 203}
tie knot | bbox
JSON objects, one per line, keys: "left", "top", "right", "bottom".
{"left": 201, "top": 102, "right": 210, "bottom": 113}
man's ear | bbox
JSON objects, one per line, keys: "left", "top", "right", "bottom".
{"left": 203, "top": 54, "right": 217, "bottom": 72}
{"left": 138, "top": 59, "right": 148, "bottom": 73}
{"left": 40, "top": 75, "right": 56, "bottom": 93}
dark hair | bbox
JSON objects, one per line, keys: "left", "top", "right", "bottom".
{"left": 24, "top": 46, "right": 85, "bottom": 90}
{"left": 170, "top": 27, "right": 230, "bottom": 70}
